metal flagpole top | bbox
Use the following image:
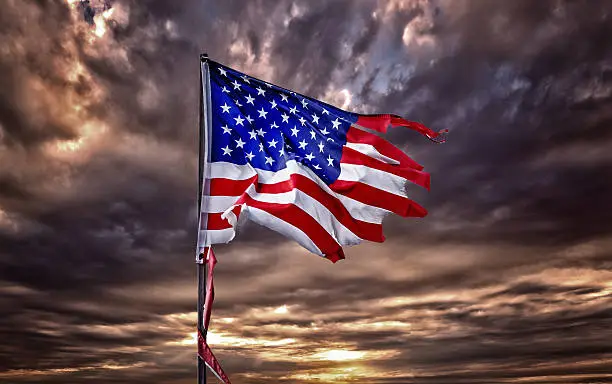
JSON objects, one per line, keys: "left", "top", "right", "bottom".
{"left": 200, "top": 53, "right": 209, "bottom": 62}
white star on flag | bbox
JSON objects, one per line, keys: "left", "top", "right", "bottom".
{"left": 331, "top": 118, "right": 341, "bottom": 129}
{"left": 258, "top": 107, "right": 268, "bottom": 119}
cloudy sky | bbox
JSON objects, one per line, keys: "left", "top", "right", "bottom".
{"left": 1, "top": 0, "right": 611, "bottom": 383}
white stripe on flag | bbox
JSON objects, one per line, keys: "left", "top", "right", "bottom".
{"left": 202, "top": 195, "right": 241, "bottom": 213}
{"left": 337, "top": 163, "right": 409, "bottom": 197}
{"left": 239, "top": 206, "right": 323, "bottom": 256}
{"left": 199, "top": 228, "right": 235, "bottom": 245}
{"left": 345, "top": 142, "right": 400, "bottom": 165}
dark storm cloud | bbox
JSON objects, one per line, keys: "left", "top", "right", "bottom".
{"left": 1, "top": 0, "right": 611, "bottom": 383}
{"left": 0, "top": 2, "right": 78, "bottom": 147}
{"left": 352, "top": 1, "right": 612, "bottom": 249}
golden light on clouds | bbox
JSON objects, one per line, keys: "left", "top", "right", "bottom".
{"left": 340, "top": 89, "right": 352, "bottom": 109}
{"left": 166, "top": 330, "right": 296, "bottom": 348}
{"left": 105, "top": 249, "right": 612, "bottom": 382}
{"left": 402, "top": 15, "right": 436, "bottom": 47}
{"left": 93, "top": 8, "right": 115, "bottom": 39}
{"left": 0, "top": 207, "right": 13, "bottom": 230}
{"left": 312, "top": 349, "right": 366, "bottom": 361}
{"left": 171, "top": 331, "right": 197, "bottom": 346}
{"left": 322, "top": 87, "right": 353, "bottom": 110}
{"left": 273, "top": 304, "right": 289, "bottom": 314}
{"left": 0, "top": 208, "right": 29, "bottom": 234}
{"left": 285, "top": 365, "right": 392, "bottom": 383}
{"left": 309, "top": 346, "right": 400, "bottom": 363}
{"left": 15, "top": 3, "right": 114, "bottom": 162}
{"left": 55, "top": 137, "right": 84, "bottom": 153}
{"left": 63, "top": 0, "right": 116, "bottom": 41}
{"left": 0, "top": 362, "right": 149, "bottom": 379}
{"left": 162, "top": 306, "right": 404, "bottom": 382}
{"left": 51, "top": 120, "right": 108, "bottom": 158}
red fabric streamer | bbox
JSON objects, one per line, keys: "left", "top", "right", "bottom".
{"left": 203, "top": 247, "right": 216, "bottom": 330}
{"left": 198, "top": 247, "right": 231, "bottom": 383}
{"left": 198, "top": 329, "right": 231, "bottom": 384}
{"left": 356, "top": 114, "right": 448, "bottom": 143}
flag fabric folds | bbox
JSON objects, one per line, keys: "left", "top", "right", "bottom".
{"left": 197, "top": 60, "right": 446, "bottom": 262}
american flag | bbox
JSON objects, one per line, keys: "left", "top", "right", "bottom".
{"left": 197, "top": 60, "right": 446, "bottom": 263}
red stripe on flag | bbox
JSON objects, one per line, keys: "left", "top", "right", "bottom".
{"left": 340, "top": 147, "right": 431, "bottom": 190}
{"left": 210, "top": 176, "right": 257, "bottom": 196}
{"left": 202, "top": 206, "right": 242, "bottom": 230}
{"left": 329, "top": 180, "right": 428, "bottom": 218}
{"left": 236, "top": 194, "right": 345, "bottom": 263}
{"left": 356, "top": 115, "right": 447, "bottom": 142}
{"left": 203, "top": 213, "right": 232, "bottom": 230}
{"left": 346, "top": 126, "right": 424, "bottom": 171}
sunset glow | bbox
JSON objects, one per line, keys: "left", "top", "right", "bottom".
{"left": 313, "top": 349, "right": 366, "bottom": 361}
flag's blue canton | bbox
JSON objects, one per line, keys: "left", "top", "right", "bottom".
{"left": 208, "top": 61, "right": 358, "bottom": 185}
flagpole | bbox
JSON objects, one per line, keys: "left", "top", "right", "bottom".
{"left": 197, "top": 52, "right": 212, "bottom": 384}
